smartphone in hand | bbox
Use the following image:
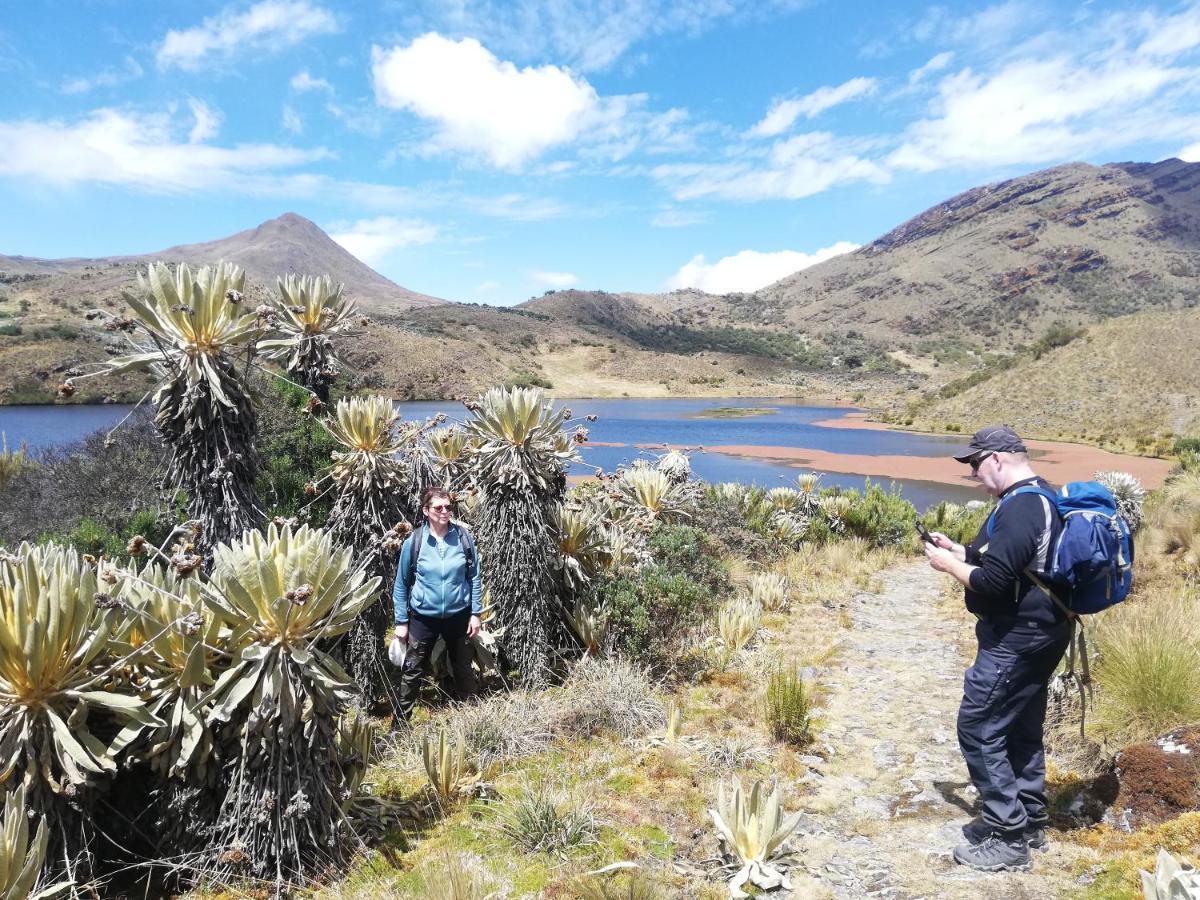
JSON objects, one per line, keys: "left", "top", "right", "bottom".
{"left": 915, "top": 520, "right": 934, "bottom": 544}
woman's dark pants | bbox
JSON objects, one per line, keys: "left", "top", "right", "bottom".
{"left": 957, "top": 618, "right": 1070, "bottom": 837}
{"left": 397, "top": 609, "right": 479, "bottom": 722}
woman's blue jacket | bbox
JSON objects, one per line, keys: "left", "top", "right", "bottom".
{"left": 392, "top": 523, "right": 483, "bottom": 624}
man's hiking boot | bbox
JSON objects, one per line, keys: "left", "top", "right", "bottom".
{"left": 953, "top": 834, "right": 1031, "bottom": 872}
{"left": 962, "top": 817, "right": 1049, "bottom": 851}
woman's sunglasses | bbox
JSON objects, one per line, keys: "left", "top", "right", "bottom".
{"left": 428, "top": 503, "right": 453, "bottom": 512}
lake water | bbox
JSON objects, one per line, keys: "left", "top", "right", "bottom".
{"left": 0, "top": 398, "right": 980, "bottom": 508}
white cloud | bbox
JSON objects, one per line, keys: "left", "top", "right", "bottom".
{"left": 157, "top": 0, "right": 337, "bottom": 71}
{"left": 749, "top": 77, "right": 877, "bottom": 138}
{"left": 530, "top": 270, "right": 578, "bottom": 288}
{"left": 61, "top": 56, "right": 143, "bottom": 95}
{"left": 291, "top": 70, "right": 333, "bottom": 93}
{"left": 282, "top": 104, "right": 303, "bottom": 134}
{"left": 328, "top": 217, "right": 438, "bottom": 264}
{"left": 1181, "top": 141, "right": 1200, "bottom": 162}
{"left": 371, "top": 33, "right": 604, "bottom": 169}
{"left": 1137, "top": 4, "right": 1200, "bottom": 57}
{"left": 0, "top": 107, "right": 327, "bottom": 193}
{"left": 890, "top": 55, "right": 1197, "bottom": 171}
{"left": 477, "top": 280, "right": 499, "bottom": 292}
{"left": 655, "top": 132, "right": 890, "bottom": 202}
{"left": 666, "top": 242, "right": 859, "bottom": 294}
{"left": 908, "top": 51, "right": 953, "bottom": 85}
{"left": 188, "top": 99, "right": 221, "bottom": 143}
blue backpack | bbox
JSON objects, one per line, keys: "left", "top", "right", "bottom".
{"left": 987, "top": 481, "right": 1134, "bottom": 615}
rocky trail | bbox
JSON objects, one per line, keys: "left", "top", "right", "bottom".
{"left": 780, "top": 561, "right": 1095, "bottom": 899}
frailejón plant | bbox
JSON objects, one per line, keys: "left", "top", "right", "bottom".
{"left": 202, "top": 523, "right": 379, "bottom": 884}
{"left": 1139, "top": 848, "right": 1200, "bottom": 899}
{"left": 104, "top": 261, "right": 263, "bottom": 550}
{"left": 464, "top": 387, "right": 577, "bottom": 684}
{"left": 748, "top": 573, "right": 790, "bottom": 612}
{"left": 260, "top": 274, "right": 358, "bottom": 402}
{"left": 421, "top": 727, "right": 477, "bottom": 803}
{"left": 709, "top": 778, "right": 803, "bottom": 898}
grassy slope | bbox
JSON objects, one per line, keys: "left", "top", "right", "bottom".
{"left": 910, "top": 307, "right": 1200, "bottom": 447}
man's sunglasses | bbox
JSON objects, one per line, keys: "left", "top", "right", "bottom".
{"left": 969, "top": 451, "right": 994, "bottom": 473}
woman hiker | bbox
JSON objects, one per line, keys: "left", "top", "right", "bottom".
{"left": 392, "top": 487, "right": 483, "bottom": 723}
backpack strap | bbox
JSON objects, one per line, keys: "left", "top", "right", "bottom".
{"left": 405, "top": 523, "right": 426, "bottom": 591}
{"left": 454, "top": 523, "right": 477, "bottom": 584}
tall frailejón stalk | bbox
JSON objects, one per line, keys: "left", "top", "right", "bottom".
{"left": 202, "top": 523, "right": 378, "bottom": 886}
{"left": 259, "top": 274, "right": 359, "bottom": 404}
{"left": 320, "top": 395, "right": 417, "bottom": 706}
{"left": 462, "top": 387, "right": 578, "bottom": 685}
{"left": 105, "top": 262, "right": 263, "bottom": 552}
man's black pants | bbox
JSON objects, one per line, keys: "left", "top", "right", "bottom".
{"left": 397, "top": 609, "right": 479, "bottom": 722}
{"left": 957, "top": 617, "right": 1070, "bottom": 837}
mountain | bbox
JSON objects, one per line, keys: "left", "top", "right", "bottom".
{"left": 0, "top": 213, "right": 445, "bottom": 313}
{"left": 719, "top": 159, "right": 1200, "bottom": 351}
{"left": 908, "top": 306, "right": 1200, "bottom": 444}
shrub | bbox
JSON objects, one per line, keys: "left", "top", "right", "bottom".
{"left": 837, "top": 481, "right": 918, "bottom": 547}
{"left": 494, "top": 788, "right": 597, "bottom": 855}
{"left": 645, "top": 523, "right": 730, "bottom": 595}
{"left": 921, "top": 500, "right": 992, "bottom": 547}
{"left": 0, "top": 436, "right": 30, "bottom": 490}
{"left": 0, "top": 407, "right": 169, "bottom": 549}
{"left": 1091, "top": 591, "right": 1200, "bottom": 743}
{"left": 504, "top": 370, "right": 553, "bottom": 389}
{"left": 602, "top": 568, "right": 716, "bottom": 675}
{"left": 254, "top": 377, "right": 340, "bottom": 520}
{"left": 763, "top": 664, "right": 812, "bottom": 746}
{"left": 0, "top": 323, "right": 21, "bottom": 336}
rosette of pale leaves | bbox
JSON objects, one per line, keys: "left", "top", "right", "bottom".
{"left": 1094, "top": 470, "right": 1147, "bottom": 533}
{"left": 709, "top": 778, "right": 802, "bottom": 898}
{"left": 766, "top": 488, "right": 800, "bottom": 512}
{"left": 111, "top": 562, "right": 221, "bottom": 781}
{"left": 427, "top": 426, "right": 473, "bottom": 490}
{"left": 555, "top": 505, "right": 610, "bottom": 595}
{"left": 260, "top": 274, "right": 357, "bottom": 402}
{"left": 612, "top": 468, "right": 696, "bottom": 525}
{"left": 463, "top": 387, "right": 576, "bottom": 494}
{"left": 463, "top": 387, "right": 575, "bottom": 684}
{"left": 322, "top": 395, "right": 417, "bottom": 705}
{"left": 767, "top": 510, "right": 809, "bottom": 546}
{"left": 0, "top": 543, "right": 160, "bottom": 882}
{"left": 1, "top": 785, "right": 71, "bottom": 900}
{"left": 1139, "top": 849, "right": 1200, "bottom": 899}
{"left": 106, "top": 261, "right": 262, "bottom": 550}
{"left": 819, "top": 495, "right": 854, "bottom": 535}
{"left": 201, "top": 523, "right": 380, "bottom": 884}
{"left": 748, "top": 573, "right": 790, "bottom": 612}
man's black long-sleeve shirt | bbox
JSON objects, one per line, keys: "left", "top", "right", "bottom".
{"left": 963, "top": 476, "right": 1067, "bottom": 626}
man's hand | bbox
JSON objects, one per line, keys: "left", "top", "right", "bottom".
{"left": 928, "top": 531, "right": 966, "bottom": 561}
{"left": 925, "top": 544, "right": 957, "bottom": 573}
{"left": 467, "top": 615, "right": 482, "bottom": 639}
{"left": 394, "top": 624, "right": 408, "bottom": 642}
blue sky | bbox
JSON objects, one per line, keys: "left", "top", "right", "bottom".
{"left": 2, "top": 0, "right": 1199, "bottom": 305}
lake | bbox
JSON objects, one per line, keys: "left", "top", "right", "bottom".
{"left": 0, "top": 398, "right": 982, "bottom": 508}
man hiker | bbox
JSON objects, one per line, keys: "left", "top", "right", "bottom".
{"left": 923, "top": 425, "right": 1071, "bottom": 872}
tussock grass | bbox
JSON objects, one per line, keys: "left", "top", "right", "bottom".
{"left": 1090, "top": 590, "right": 1200, "bottom": 744}
{"left": 573, "top": 870, "right": 666, "bottom": 899}
{"left": 493, "top": 787, "right": 598, "bottom": 856}
{"left": 418, "top": 851, "right": 499, "bottom": 900}
{"left": 550, "top": 656, "right": 665, "bottom": 741}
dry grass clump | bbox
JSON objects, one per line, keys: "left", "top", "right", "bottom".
{"left": 417, "top": 851, "right": 499, "bottom": 900}
{"left": 572, "top": 870, "right": 666, "bottom": 899}
{"left": 550, "top": 655, "right": 665, "bottom": 741}
{"left": 781, "top": 539, "right": 901, "bottom": 603}
{"left": 440, "top": 689, "right": 555, "bottom": 771}
{"left": 1090, "top": 590, "right": 1200, "bottom": 744}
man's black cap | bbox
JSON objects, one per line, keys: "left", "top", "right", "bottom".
{"left": 952, "top": 424, "right": 1028, "bottom": 463}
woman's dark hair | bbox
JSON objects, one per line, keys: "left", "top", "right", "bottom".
{"left": 421, "top": 486, "right": 453, "bottom": 509}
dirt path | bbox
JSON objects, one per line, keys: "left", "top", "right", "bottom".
{"left": 783, "top": 561, "right": 1095, "bottom": 899}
